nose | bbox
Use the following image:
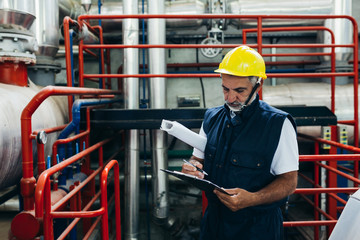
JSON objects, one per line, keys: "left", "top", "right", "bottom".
{"left": 226, "top": 90, "right": 237, "bottom": 103}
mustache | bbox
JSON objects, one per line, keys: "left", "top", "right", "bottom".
{"left": 225, "top": 101, "right": 244, "bottom": 106}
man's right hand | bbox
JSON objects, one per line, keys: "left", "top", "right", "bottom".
{"left": 181, "top": 159, "right": 205, "bottom": 179}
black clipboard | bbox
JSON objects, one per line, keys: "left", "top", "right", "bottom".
{"left": 161, "top": 169, "right": 231, "bottom": 195}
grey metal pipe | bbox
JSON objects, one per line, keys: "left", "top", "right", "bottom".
{"left": 229, "top": 0, "right": 333, "bottom": 27}
{"left": 88, "top": 0, "right": 206, "bottom": 32}
{"left": 323, "top": 0, "right": 352, "bottom": 61}
{"left": 59, "top": 0, "right": 84, "bottom": 22}
{"left": 148, "top": 0, "right": 169, "bottom": 225}
{"left": 123, "top": 0, "right": 140, "bottom": 239}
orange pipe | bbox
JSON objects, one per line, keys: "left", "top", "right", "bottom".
{"left": 0, "top": 62, "right": 28, "bottom": 86}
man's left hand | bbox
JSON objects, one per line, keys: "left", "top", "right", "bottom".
{"left": 213, "top": 188, "right": 255, "bottom": 212}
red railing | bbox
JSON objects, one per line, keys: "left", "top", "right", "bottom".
{"left": 21, "top": 14, "right": 360, "bottom": 239}
{"left": 13, "top": 86, "right": 122, "bottom": 239}
{"left": 47, "top": 14, "right": 360, "bottom": 240}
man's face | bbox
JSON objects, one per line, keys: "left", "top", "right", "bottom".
{"left": 221, "top": 74, "right": 257, "bottom": 111}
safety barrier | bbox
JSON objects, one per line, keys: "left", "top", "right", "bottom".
{"left": 74, "top": 14, "right": 360, "bottom": 239}
{"left": 27, "top": 14, "right": 360, "bottom": 239}
{"left": 11, "top": 86, "right": 122, "bottom": 239}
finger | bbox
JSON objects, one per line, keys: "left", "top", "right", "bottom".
{"left": 182, "top": 163, "right": 197, "bottom": 172}
{"left": 190, "top": 160, "right": 203, "bottom": 169}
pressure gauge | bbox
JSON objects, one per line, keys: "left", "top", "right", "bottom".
{"left": 37, "top": 130, "right": 48, "bottom": 144}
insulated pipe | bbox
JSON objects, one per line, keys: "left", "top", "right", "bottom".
{"left": 323, "top": 0, "right": 352, "bottom": 61}
{"left": 122, "top": 0, "right": 140, "bottom": 239}
{"left": 0, "top": 81, "right": 67, "bottom": 190}
{"left": 31, "top": 0, "right": 59, "bottom": 58}
{"left": 148, "top": 0, "right": 169, "bottom": 226}
{"left": 87, "top": 0, "right": 206, "bottom": 32}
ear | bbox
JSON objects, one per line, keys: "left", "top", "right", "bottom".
{"left": 255, "top": 79, "right": 264, "bottom": 93}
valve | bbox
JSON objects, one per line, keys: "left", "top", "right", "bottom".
{"left": 200, "top": 28, "right": 224, "bottom": 58}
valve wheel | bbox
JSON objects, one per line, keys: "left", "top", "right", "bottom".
{"left": 200, "top": 37, "right": 222, "bottom": 58}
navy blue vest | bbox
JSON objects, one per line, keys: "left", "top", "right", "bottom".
{"left": 200, "top": 95, "right": 296, "bottom": 240}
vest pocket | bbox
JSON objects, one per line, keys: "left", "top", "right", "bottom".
{"left": 230, "top": 152, "right": 265, "bottom": 169}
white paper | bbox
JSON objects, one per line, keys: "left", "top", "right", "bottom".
{"left": 160, "top": 119, "right": 207, "bottom": 152}
{"left": 329, "top": 189, "right": 360, "bottom": 240}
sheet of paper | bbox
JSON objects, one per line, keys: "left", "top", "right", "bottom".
{"left": 160, "top": 119, "right": 207, "bottom": 152}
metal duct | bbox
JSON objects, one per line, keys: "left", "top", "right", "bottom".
{"left": 0, "top": 0, "right": 35, "bottom": 18}
{"left": 149, "top": 0, "right": 169, "bottom": 226}
{"left": 59, "top": 0, "right": 85, "bottom": 22}
{"left": 323, "top": 0, "right": 353, "bottom": 61}
{"left": 88, "top": 0, "right": 206, "bottom": 32}
{"left": 0, "top": 2, "right": 38, "bottom": 81}
{"left": 229, "top": 0, "right": 333, "bottom": 27}
{"left": 31, "top": 0, "right": 59, "bottom": 58}
{"left": 29, "top": 0, "right": 61, "bottom": 86}
{"left": 123, "top": 0, "right": 140, "bottom": 239}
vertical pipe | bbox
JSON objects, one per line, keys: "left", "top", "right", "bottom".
{"left": 123, "top": 0, "right": 139, "bottom": 239}
{"left": 148, "top": 0, "right": 168, "bottom": 224}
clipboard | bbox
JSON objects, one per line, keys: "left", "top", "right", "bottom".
{"left": 161, "top": 169, "right": 231, "bottom": 195}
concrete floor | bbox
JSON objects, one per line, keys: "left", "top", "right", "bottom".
{"left": 0, "top": 197, "right": 20, "bottom": 240}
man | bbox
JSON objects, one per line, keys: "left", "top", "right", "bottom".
{"left": 182, "top": 45, "right": 299, "bottom": 240}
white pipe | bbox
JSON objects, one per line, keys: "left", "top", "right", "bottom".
{"left": 123, "top": 0, "right": 140, "bottom": 239}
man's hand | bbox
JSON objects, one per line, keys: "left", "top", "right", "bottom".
{"left": 214, "top": 188, "right": 255, "bottom": 212}
{"left": 214, "top": 171, "right": 298, "bottom": 212}
{"left": 181, "top": 159, "right": 205, "bottom": 179}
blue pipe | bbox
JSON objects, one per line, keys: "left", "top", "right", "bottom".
{"left": 57, "top": 98, "right": 119, "bottom": 161}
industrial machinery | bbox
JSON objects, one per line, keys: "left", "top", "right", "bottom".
{"left": 0, "top": 0, "right": 360, "bottom": 239}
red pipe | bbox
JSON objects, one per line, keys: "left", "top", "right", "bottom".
{"left": 300, "top": 194, "right": 336, "bottom": 220}
{"left": 317, "top": 162, "right": 360, "bottom": 185}
{"left": 294, "top": 188, "right": 358, "bottom": 194}
{"left": 10, "top": 189, "right": 67, "bottom": 240}
{"left": 298, "top": 133, "right": 360, "bottom": 153}
{"left": 283, "top": 220, "right": 337, "bottom": 227}
{"left": 82, "top": 43, "right": 353, "bottom": 49}
{"left": 20, "top": 86, "right": 119, "bottom": 211}
{"left": 57, "top": 190, "right": 101, "bottom": 240}
{"left": 0, "top": 62, "right": 28, "bottom": 86}
{"left": 298, "top": 173, "right": 348, "bottom": 206}
{"left": 63, "top": 17, "right": 81, "bottom": 121}
{"left": 82, "top": 72, "right": 354, "bottom": 80}
{"left": 300, "top": 154, "right": 360, "bottom": 161}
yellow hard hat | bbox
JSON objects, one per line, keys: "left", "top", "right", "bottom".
{"left": 215, "top": 45, "right": 267, "bottom": 79}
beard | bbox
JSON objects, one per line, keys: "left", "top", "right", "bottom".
{"left": 225, "top": 101, "right": 245, "bottom": 112}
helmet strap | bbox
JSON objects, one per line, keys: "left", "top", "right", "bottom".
{"left": 240, "top": 78, "right": 262, "bottom": 111}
